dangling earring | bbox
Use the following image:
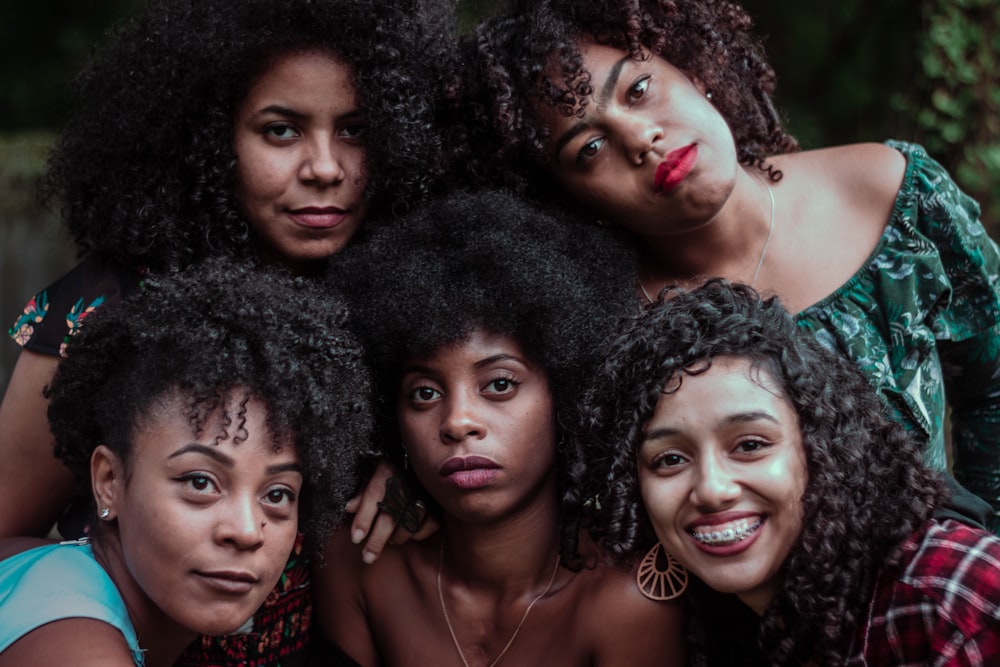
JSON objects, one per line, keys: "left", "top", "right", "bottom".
{"left": 636, "top": 542, "right": 688, "bottom": 600}
{"left": 403, "top": 448, "right": 409, "bottom": 471}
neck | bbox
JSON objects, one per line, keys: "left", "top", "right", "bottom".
{"left": 639, "top": 167, "right": 776, "bottom": 291}
{"left": 440, "top": 483, "right": 562, "bottom": 592}
{"left": 91, "top": 531, "right": 197, "bottom": 667}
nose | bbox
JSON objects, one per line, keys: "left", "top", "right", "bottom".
{"left": 690, "top": 453, "right": 740, "bottom": 510}
{"left": 439, "top": 390, "right": 485, "bottom": 443}
{"left": 215, "top": 493, "right": 265, "bottom": 550}
{"left": 299, "top": 137, "right": 346, "bottom": 185}
{"left": 615, "top": 112, "right": 663, "bottom": 166}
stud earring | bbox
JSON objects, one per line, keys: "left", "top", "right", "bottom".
{"left": 99, "top": 507, "right": 111, "bottom": 520}
{"left": 706, "top": 90, "right": 713, "bottom": 100}
{"left": 636, "top": 542, "right": 688, "bottom": 600}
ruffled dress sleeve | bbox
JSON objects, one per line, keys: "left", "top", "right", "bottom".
{"left": 796, "top": 141, "right": 1000, "bottom": 531}
{"left": 7, "top": 256, "right": 141, "bottom": 358}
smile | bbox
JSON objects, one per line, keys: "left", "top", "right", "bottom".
{"left": 691, "top": 518, "right": 761, "bottom": 547}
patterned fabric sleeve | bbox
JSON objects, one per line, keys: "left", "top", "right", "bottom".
{"left": 897, "top": 142, "right": 1000, "bottom": 533}
{"left": 7, "top": 257, "right": 140, "bottom": 358}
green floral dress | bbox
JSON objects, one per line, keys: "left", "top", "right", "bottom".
{"left": 796, "top": 141, "right": 1000, "bottom": 531}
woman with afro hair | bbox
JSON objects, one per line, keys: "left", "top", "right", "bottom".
{"left": 579, "top": 279, "right": 1000, "bottom": 666}
{"left": 1, "top": 0, "right": 455, "bottom": 663}
{"left": 311, "top": 189, "right": 685, "bottom": 666}
{"left": 460, "top": 0, "right": 1000, "bottom": 531}
{"left": 0, "top": 260, "right": 373, "bottom": 666}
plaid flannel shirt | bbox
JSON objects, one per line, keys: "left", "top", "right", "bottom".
{"left": 847, "top": 520, "right": 1000, "bottom": 666}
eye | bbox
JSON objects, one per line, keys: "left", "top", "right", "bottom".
{"left": 410, "top": 385, "right": 442, "bottom": 403}
{"left": 338, "top": 122, "right": 367, "bottom": 142}
{"left": 483, "top": 375, "right": 519, "bottom": 396}
{"left": 263, "top": 486, "right": 297, "bottom": 507}
{"left": 651, "top": 452, "right": 687, "bottom": 469}
{"left": 734, "top": 438, "right": 771, "bottom": 455}
{"left": 264, "top": 123, "right": 300, "bottom": 141}
{"left": 576, "top": 137, "right": 605, "bottom": 165}
{"left": 627, "top": 75, "right": 651, "bottom": 103}
{"left": 177, "top": 473, "right": 219, "bottom": 494}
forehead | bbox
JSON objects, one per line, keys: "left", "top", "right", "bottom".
{"left": 407, "top": 329, "right": 530, "bottom": 369}
{"left": 651, "top": 357, "right": 792, "bottom": 422}
{"left": 243, "top": 49, "right": 358, "bottom": 106}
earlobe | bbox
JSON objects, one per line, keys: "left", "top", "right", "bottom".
{"left": 91, "top": 445, "right": 123, "bottom": 521}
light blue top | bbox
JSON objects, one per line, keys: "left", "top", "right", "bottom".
{"left": 0, "top": 540, "right": 144, "bottom": 665}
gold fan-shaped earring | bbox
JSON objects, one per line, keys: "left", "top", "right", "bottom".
{"left": 636, "top": 542, "right": 688, "bottom": 601}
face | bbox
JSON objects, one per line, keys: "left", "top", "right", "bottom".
{"left": 540, "top": 42, "right": 738, "bottom": 237}
{"left": 398, "top": 330, "right": 557, "bottom": 523}
{"left": 637, "top": 357, "right": 806, "bottom": 615}
{"left": 233, "top": 49, "right": 369, "bottom": 272}
{"left": 94, "top": 393, "right": 302, "bottom": 636}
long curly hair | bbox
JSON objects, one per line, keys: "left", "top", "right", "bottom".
{"left": 46, "top": 259, "right": 374, "bottom": 548}
{"left": 42, "top": 0, "right": 456, "bottom": 272}
{"left": 578, "top": 279, "right": 947, "bottom": 665}
{"left": 329, "top": 189, "right": 638, "bottom": 567}
{"left": 458, "top": 0, "right": 799, "bottom": 196}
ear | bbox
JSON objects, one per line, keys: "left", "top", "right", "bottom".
{"left": 91, "top": 445, "right": 125, "bottom": 521}
{"left": 684, "top": 71, "right": 709, "bottom": 97}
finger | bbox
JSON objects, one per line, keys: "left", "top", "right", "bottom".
{"left": 360, "top": 512, "right": 398, "bottom": 564}
{"left": 344, "top": 494, "right": 361, "bottom": 514}
{"left": 348, "top": 460, "right": 397, "bottom": 544}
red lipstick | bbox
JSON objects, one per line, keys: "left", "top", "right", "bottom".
{"left": 655, "top": 144, "right": 698, "bottom": 193}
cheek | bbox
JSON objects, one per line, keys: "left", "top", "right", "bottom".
{"left": 638, "top": 476, "right": 680, "bottom": 539}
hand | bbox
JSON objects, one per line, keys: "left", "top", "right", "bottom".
{"left": 345, "top": 459, "right": 438, "bottom": 563}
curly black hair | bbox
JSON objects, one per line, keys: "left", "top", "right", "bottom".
{"left": 578, "top": 279, "right": 947, "bottom": 666}
{"left": 45, "top": 259, "right": 373, "bottom": 548}
{"left": 42, "top": 0, "right": 456, "bottom": 273}
{"left": 457, "top": 0, "right": 799, "bottom": 198}
{"left": 329, "top": 188, "right": 638, "bottom": 567}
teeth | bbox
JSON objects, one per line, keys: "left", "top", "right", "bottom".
{"left": 691, "top": 518, "right": 761, "bottom": 546}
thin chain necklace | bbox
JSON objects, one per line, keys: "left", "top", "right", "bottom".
{"left": 639, "top": 168, "right": 776, "bottom": 304}
{"left": 437, "top": 540, "right": 561, "bottom": 667}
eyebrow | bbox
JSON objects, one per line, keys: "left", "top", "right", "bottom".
{"left": 473, "top": 353, "right": 525, "bottom": 369}
{"left": 552, "top": 54, "right": 631, "bottom": 157}
{"left": 251, "top": 105, "right": 365, "bottom": 122}
{"left": 168, "top": 443, "right": 302, "bottom": 476}
{"left": 642, "top": 411, "right": 779, "bottom": 442}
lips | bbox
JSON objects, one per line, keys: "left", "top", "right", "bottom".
{"left": 287, "top": 206, "right": 348, "bottom": 229}
{"left": 655, "top": 143, "right": 698, "bottom": 193}
{"left": 439, "top": 455, "right": 500, "bottom": 490}
{"left": 195, "top": 570, "right": 260, "bottom": 595}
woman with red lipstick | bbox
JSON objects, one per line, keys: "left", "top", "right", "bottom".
{"left": 581, "top": 280, "right": 1000, "bottom": 666}
{"left": 311, "top": 190, "right": 685, "bottom": 667}
{"left": 462, "top": 0, "right": 1000, "bottom": 533}
{"left": 0, "top": 261, "right": 373, "bottom": 667}
{"left": 1, "top": 0, "right": 454, "bottom": 663}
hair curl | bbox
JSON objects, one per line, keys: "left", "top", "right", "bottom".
{"left": 578, "top": 279, "right": 947, "bottom": 665}
{"left": 329, "top": 188, "right": 638, "bottom": 567}
{"left": 42, "top": 0, "right": 456, "bottom": 272}
{"left": 457, "top": 0, "right": 799, "bottom": 197}
{"left": 46, "top": 259, "right": 374, "bottom": 548}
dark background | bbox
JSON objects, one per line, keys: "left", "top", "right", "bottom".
{"left": 2, "top": 0, "right": 998, "bottom": 392}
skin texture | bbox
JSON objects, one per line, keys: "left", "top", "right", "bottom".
{"left": 315, "top": 331, "right": 686, "bottom": 667}
{"left": 638, "top": 357, "right": 806, "bottom": 615}
{"left": 234, "top": 50, "right": 369, "bottom": 272}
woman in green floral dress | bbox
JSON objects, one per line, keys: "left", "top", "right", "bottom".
{"left": 462, "top": 0, "right": 1000, "bottom": 530}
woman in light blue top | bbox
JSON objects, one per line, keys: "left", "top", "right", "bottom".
{"left": 0, "top": 260, "right": 372, "bottom": 667}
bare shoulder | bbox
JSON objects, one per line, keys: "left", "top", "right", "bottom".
{"left": 578, "top": 561, "right": 687, "bottom": 666}
{"left": 779, "top": 143, "right": 906, "bottom": 204}
{"left": 0, "top": 618, "right": 135, "bottom": 666}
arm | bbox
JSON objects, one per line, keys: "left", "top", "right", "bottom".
{"left": 0, "top": 619, "right": 136, "bottom": 666}
{"left": 312, "top": 528, "right": 380, "bottom": 667}
{"left": 0, "top": 350, "right": 74, "bottom": 537}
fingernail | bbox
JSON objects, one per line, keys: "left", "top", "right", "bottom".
{"left": 352, "top": 529, "right": 365, "bottom": 544}
{"left": 363, "top": 550, "right": 377, "bottom": 564}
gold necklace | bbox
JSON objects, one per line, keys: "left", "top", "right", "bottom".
{"left": 639, "top": 168, "right": 776, "bottom": 304}
{"left": 437, "top": 540, "right": 561, "bottom": 667}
